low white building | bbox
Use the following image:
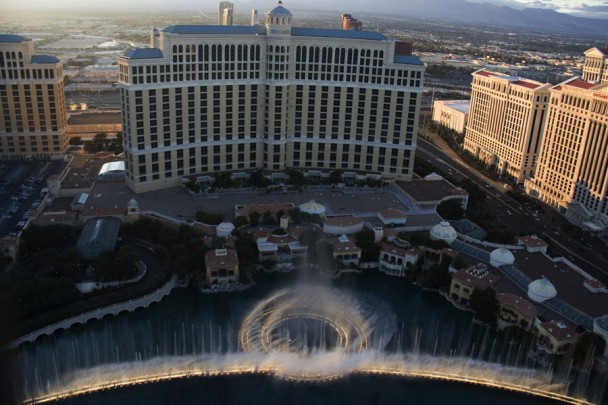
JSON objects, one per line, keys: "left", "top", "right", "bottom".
{"left": 432, "top": 100, "right": 470, "bottom": 134}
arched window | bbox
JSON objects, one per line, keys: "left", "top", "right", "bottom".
{"left": 173, "top": 45, "right": 177, "bottom": 53}
{"left": 185, "top": 45, "right": 190, "bottom": 53}
{"left": 198, "top": 45, "right": 203, "bottom": 61}
{"left": 178, "top": 44, "right": 183, "bottom": 53}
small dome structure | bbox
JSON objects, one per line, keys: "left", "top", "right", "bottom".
{"left": 527, "top": 277, "right": 557, "bottom": 303}
{"left": 128, "top": 198, "right": 139, "bottom": 209}
{"left": 216, "top": 221, "right": 235, "bottom": 238}
{"left": 490, "top": 247, "right": 515, "bottom": 267}
{"left": 299, "top": 199, "right": 326, "bottom": 216}
{"left": 429, "top": 221, "right": 457, "bottom": 244}
{"left": 268, "top": 0, "right": 292, "bottom": 16}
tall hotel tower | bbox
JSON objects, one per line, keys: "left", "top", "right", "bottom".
{"left": 0, "top": 35, "right": 67, "bottom": 159}
{"left": 527, "top": 49, "right": 608, "bottom": 232}
{"left": 219, "top": 1, "right": 234, "bottom": 26}
{"left": 464, "top": 69, "right": 550, "bottom": 183}
{"left": 117, "top": 1, "right": 424, "bottom": 193}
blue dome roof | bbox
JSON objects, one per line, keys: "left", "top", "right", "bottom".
{"left": 268, "top": 1, "right": 292, "bottom": 16}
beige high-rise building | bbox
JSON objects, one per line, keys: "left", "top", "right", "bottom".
{"left": 0, "top": 34, "right": 67, "bottom": 159}
{"left": 464, "top": 69, "right": 550, "bottom": 183}
{"left": 219, "top": 1, "right": 234, "bottom": 26}
{"left": 582, "top": 47, "right": 608, "bottom": 84}
{"left": 528, "top": 78, "right": 608, "bottom": 231}
{"left": 117, "top": 2, "right": 424, "bottom": 194}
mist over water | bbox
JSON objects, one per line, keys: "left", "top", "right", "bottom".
{"left": 8, "top": 273, "right": 606, "bottom": 404}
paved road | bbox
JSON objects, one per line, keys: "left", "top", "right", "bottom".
{"left": 416, "top": 139, "right": 608, "bottom": 284}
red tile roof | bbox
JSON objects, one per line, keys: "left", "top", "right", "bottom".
{"left": 378, "top": 209, "right": 407, "bottom": 219}
{"left": 476, "top": 70, "right": 498, "bottom": 77}
{"left": 205, "top": 248, "right": 239, "bottom": 267}
{"left": 539, "top": 321, "right": 577, "bottom": 342}
{"left": 452, "top": 269, "right": 501, "bottom": 290}
{"left": 565, "top": 80, "right": 595, "bottom": 90}
{"left": 497, "top": 292, "right": 537, "bottom": 319}
{"left": 324, "top": 216, "right": 363, "bottom": 226}
{"left": 512, "top": 80, "right": 541, "bottom": 90}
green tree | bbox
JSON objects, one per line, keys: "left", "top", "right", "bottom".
{"left": 234, "top": 232, "right": 257, "bottom": 267}
{"left": 249, "top": 211, "right": 261, "bottom": 226}
{"left": 288, "top": 208, "right": 302, "bottom": 224}
{"left": 287, "top": 169, "right": 305, "bottom": 186}
{"left": 262, "top": 210, "right": 274, "bottom": 225}
{"left": 354, "top": 228, "right": 380, "bottom": 262}
{"left": 195, "top": 211, "right": 225, "bottom": 225}
{"left": 69, "top": 136, "right": 82, "bottom": 145}
{"left": 213, "top": 172, "right": 233, "bottom": 189}
{"left": 423, "top": 263, "right": 451, "bottom": 289}
{"left": 113, "top": 245, "right": 138, "bottom": 280}
{"left": 437, "top": 199, "right": 464, "bottom": 220}
{"left": 328, "top": 169, "right": 343, "bottom": 184}
{"left": 249, "top": 169, "right": 269, "bottom": 188}
{"left": 234, "top": 215, "right": 249, "bottom": 228}
{"left": 93, "top": 250, "right": 116, "bottom": 281}
{"left": 469, "top": 288, "right": 499, "bottom": 325}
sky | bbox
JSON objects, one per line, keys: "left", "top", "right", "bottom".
{"left": 1, "top": 0, "right": 607, "bottom": 19}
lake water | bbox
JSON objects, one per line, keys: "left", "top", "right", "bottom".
{"left": 9, "top": 270, "right": 604, "bottom": 404}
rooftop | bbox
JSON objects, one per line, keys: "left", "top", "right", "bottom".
{"left": 68, "top": 111, "right": 122, "bottom": 126}
{"left": 122, "top": 48, "right": 164, "bottom": 60}
{"left": 327, "top": 235, "right": 361, "bottom": 253}
{"left": 291, "top": 27, "right": 385, "bottom": 41}
{"left": 0, "top": 34, "right": 27, "bottom": 43}
{"left": 497, "top": 292, "right": 537, "bottom": 319}
{"left": 30, "top": 55, "right": 60, "bottom": 64}
{"left": 396, "top": 178, "right": 465, "bottom": 205}
{"left": 205, "top": 248, "right": 239, "bottom": 267}
{"left": 324, "top": 215, "right": 364, "bottom": 227}
{"left": 539, "top": 320, "right": 577, "bottom": 342}
{"left": 164, "top": 25, "right": 265, "bottom": 36}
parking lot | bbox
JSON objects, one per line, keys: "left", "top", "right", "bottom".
{"left": 0, "top": 160, "right": 64, "bottom": 237}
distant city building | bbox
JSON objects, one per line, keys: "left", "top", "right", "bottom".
{"left": 0, "top": 34, "right": 68, "bottom": 159}
{"left": 526, "top": 77, "right": 608, "bottom": 232}
{"left": 251, "top": 9, "right": 259, "bottom": 26}
{"left": 341, "top": 14, "right": 362, "bottom": 31}
{"left": 117, "top": 1, "right": 424, "bottom": 194}
{"left": 582, "top": 47, "right": 607, "bottom": 84}
{"left": 464, "top": 69, "right": 550, "bottom": 183}
{"left": 432, "top": 99, "right": 470, "bottom": 134}
{"left": 219, "top": 1, "right": 234, "bottom": 26}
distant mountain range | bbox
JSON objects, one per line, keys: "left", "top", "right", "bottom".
{"left": 307, "top": 0, "right": 608, "bottom": 35}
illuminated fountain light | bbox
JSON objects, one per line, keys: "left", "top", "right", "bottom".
{"left": 23, "top": 352, "right": 593, "bottom": 405}
{"left": 239, "top": 287, "right": 396, "bottom": 355}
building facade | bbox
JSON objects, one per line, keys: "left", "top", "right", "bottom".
{"left": 117, "top": 2, "right": 424, "bottom": 193}
{"left": 219, "top": 1, "right": 234, "bottom": 26}
{"left": 526, "top": 78, "right": 608, "bottom": 231}
{"left": 0, "top": 34, "right": 67, "bottom": 160}
{"left": 432, "top": 99, "right": 469, "bottom": 134}
{"left": 582, "top": 47, "right": 607, "bottom": 84}
{"left": 464, "top": 69, "right": 550, "bottom": 183}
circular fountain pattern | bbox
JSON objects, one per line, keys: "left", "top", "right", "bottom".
{"left": 239, "top": 287, "right": 396, "bottom": 356}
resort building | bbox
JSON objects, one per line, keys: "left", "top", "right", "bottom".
{"left": 582, "top": 47, "right": 607, "bottom": 84}
{"left": 326, "top": 234, "right": 362, "bottom": 266}
{"left": 219, "top": 1, "right": 234, "bottom": 26}
{"left": 0, "top": 34, "right": 68, "bottom": 159}
{"left": 432, "top": 99, "right": 470, "bottom": 134}
{"left": 525, "top": 77, "right": 608, "bottom": 232}
{"left": 117, "top": 1, "right": 424, "bottom": 193}
{"left": 378, "top": 243, "right": 420, "bottom": 277}
{"left": 535, "top": 320, "right": 577, "bottom": 355}
{"left": 204, "top": 248, "right": 239, "bottom": 284}
{"left": 449, "top": 263, "right": 501, "bottom": 305}
{"left": 496, "top": 292, "right": 537, "bottom": 331}
{"left": 464, "top": 69, "right": 550, "bottom": 182}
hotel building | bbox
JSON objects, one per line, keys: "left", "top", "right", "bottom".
{"left": 0, "top": 34, "right": 67, "bottom": 159}
{"left": 464, "top": 69, "right": 550, "bottom": 183}
{"left": 219, "top": 1, "right": 234, "bottom": 26}
{"left": 582, "top": 47, "right": 607, "bottom": 84}
{"left": 117, "top": 1, "right": 424, "bottom": 193}
{"left": 432, "top": 99, "right": 470, "bottom": 134}
{"left": 528, "top": 77, "right": 608, "bottom": 231}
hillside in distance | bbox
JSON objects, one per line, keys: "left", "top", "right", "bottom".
{"left": 317, "top": 0, "right": 608, "bottom": 35}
